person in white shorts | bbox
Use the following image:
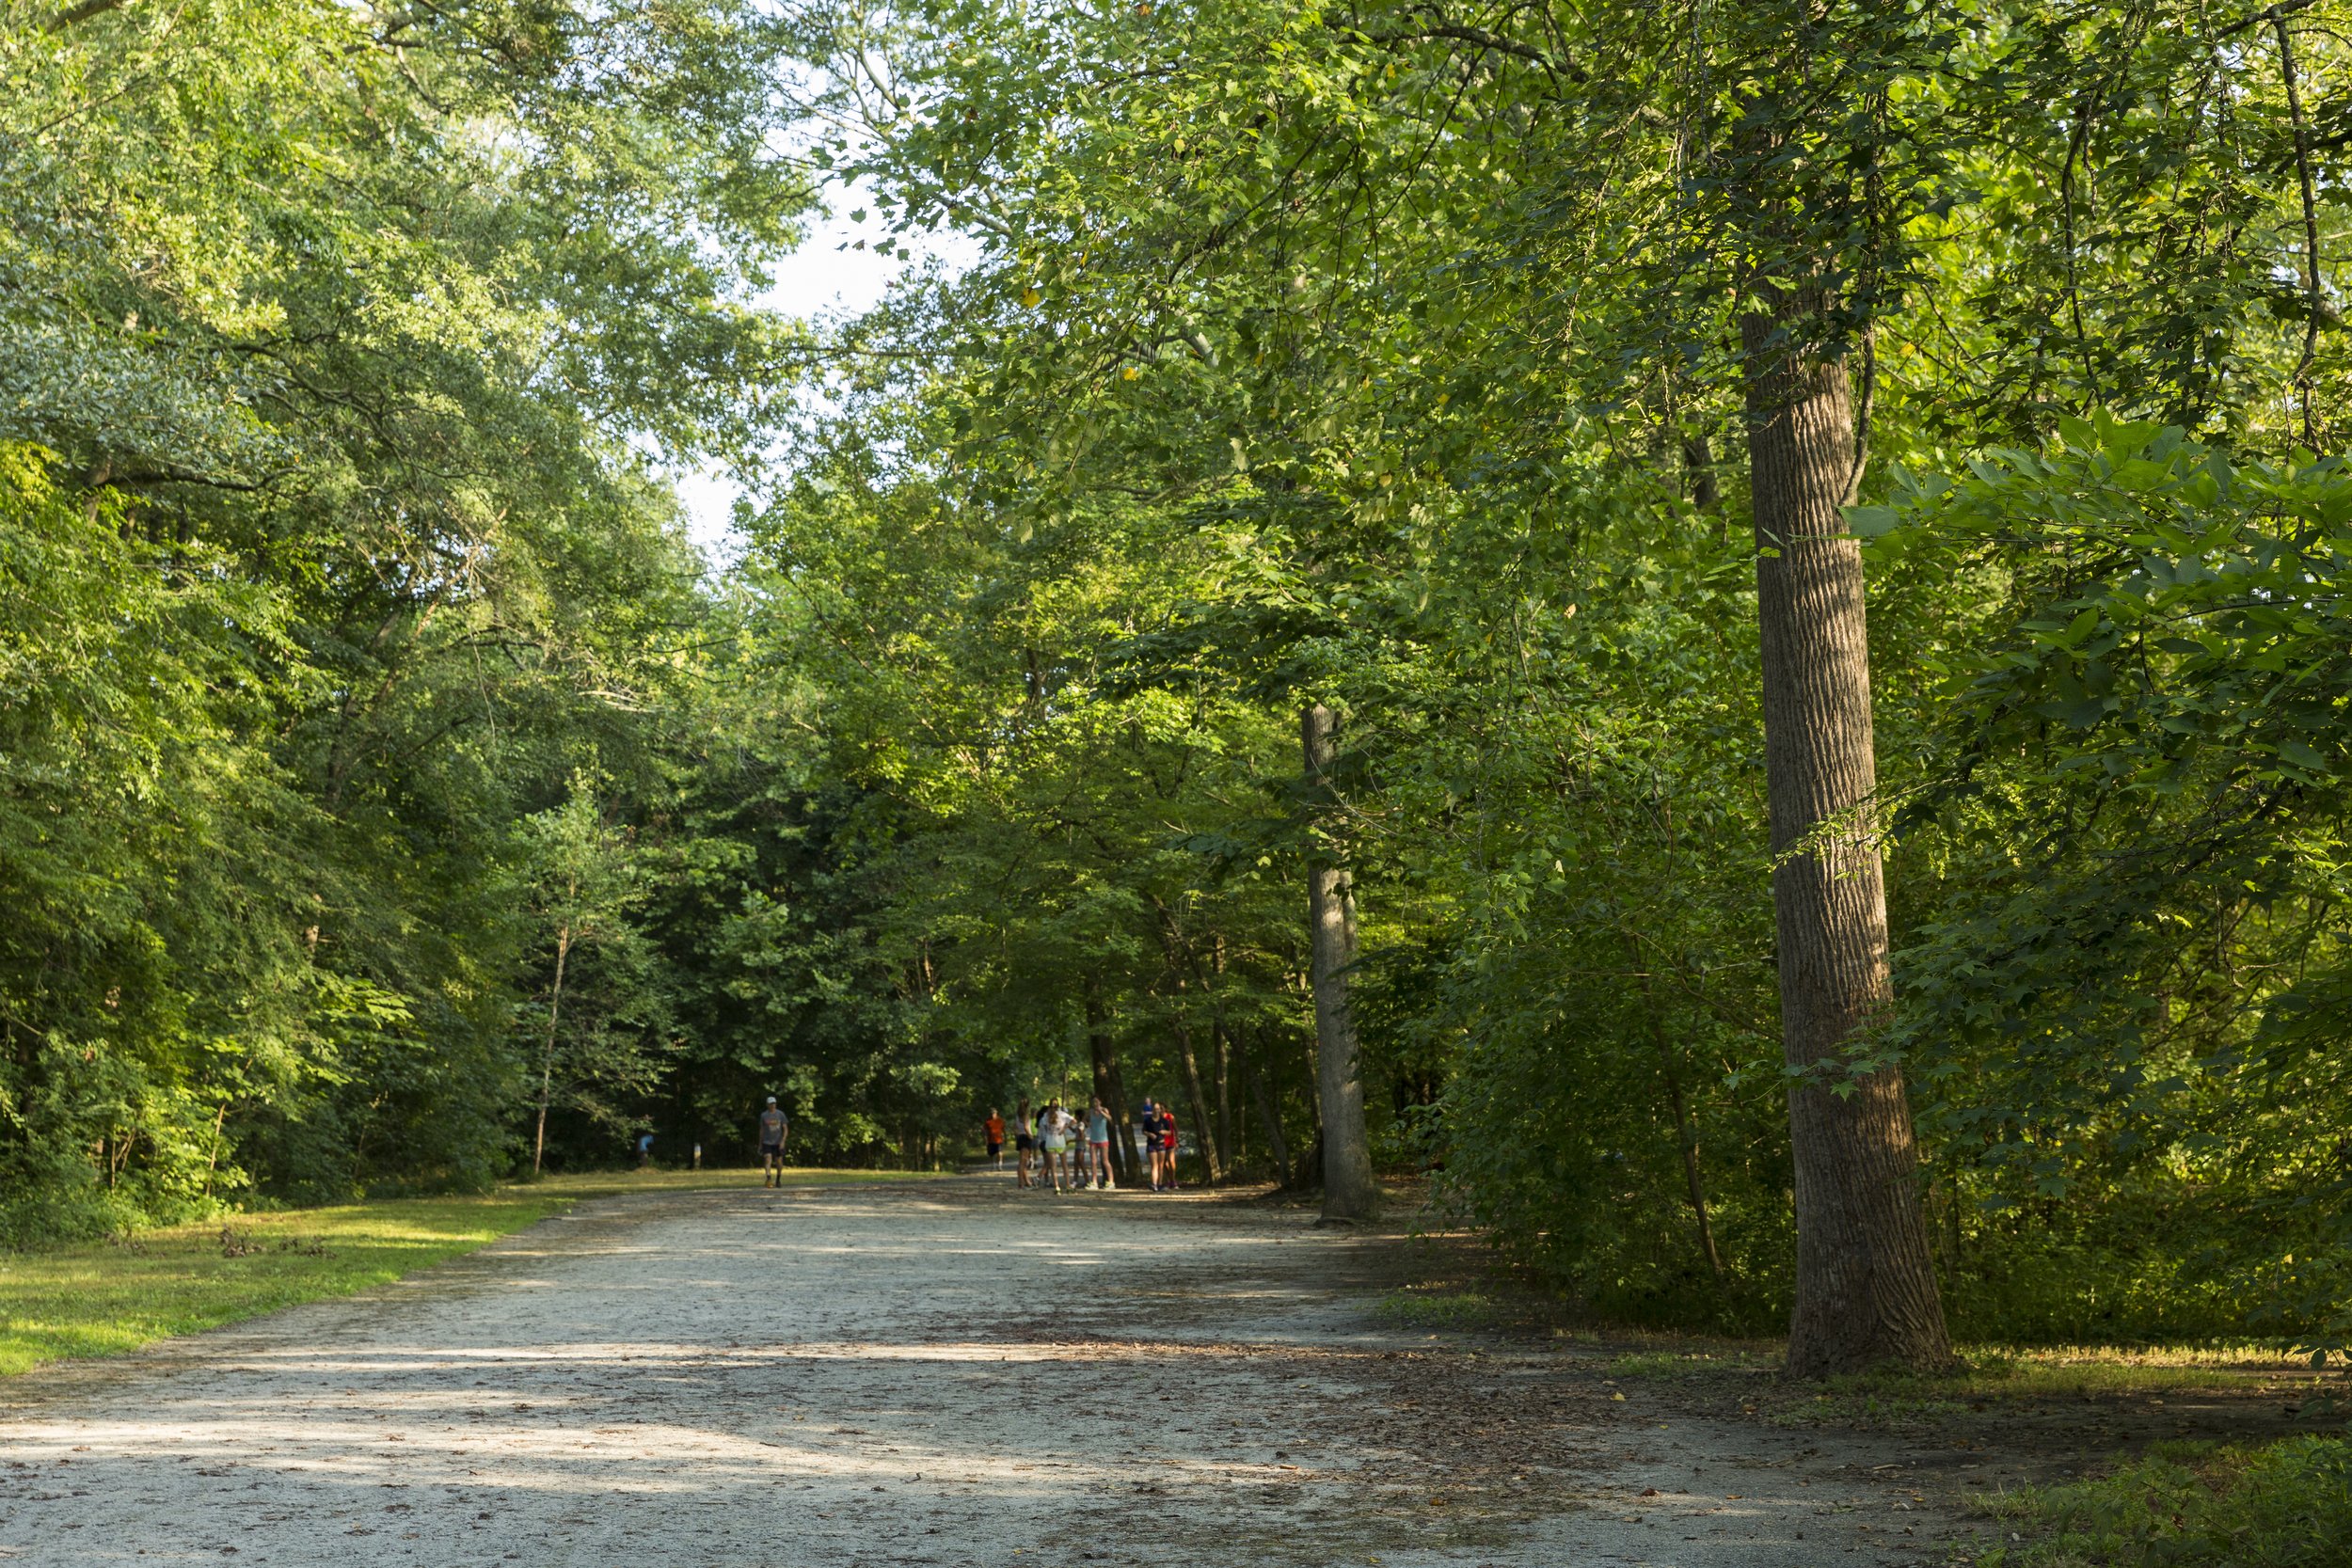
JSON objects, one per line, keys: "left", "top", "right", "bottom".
{"left": 1039, "top": 1098, "right": 1071, "bottom": 1193}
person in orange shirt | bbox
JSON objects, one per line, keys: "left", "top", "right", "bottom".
{"left": 983, "top": 1107, "right": 1007, "bottom": 1170}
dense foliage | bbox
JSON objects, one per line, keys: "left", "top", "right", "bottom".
{"left": 7, "top": 0, "right": 2349, "bottom": 1368}
{"left": 0, "top": 0, "right": 803, "bottom": 1238}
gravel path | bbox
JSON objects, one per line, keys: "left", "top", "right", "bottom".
{"left": 0, "top": 1180, "right": 1968, "bottom": 1566}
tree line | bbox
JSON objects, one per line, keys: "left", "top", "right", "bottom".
{"left": 7, "top": 0, "right": 2350, "bottom": 1379}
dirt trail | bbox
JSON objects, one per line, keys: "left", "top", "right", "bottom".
{"left": 0, "top": 1180, "right": 1972, "bottom": 1566}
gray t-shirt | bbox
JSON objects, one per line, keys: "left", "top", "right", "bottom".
{"left": 759, "top": 1109, "right": 787, "bottom": 1146}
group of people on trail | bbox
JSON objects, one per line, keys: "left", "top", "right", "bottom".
{"left": 986, "top": 1096, "right": 1184, "bottom": 1194}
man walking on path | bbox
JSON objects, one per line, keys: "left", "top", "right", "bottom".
{"left": 758, "top": 1097, "right": 789, "bottom": 1187}
{"left": 983, "top": 1107, "right": 1006, "bottom": 1170}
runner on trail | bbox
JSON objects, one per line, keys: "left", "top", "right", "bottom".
{"left": 757, "top": 1097, "right": 789, "bottom": 1187}
{"left": 983, "top": 1107, "right": 1006, "bottom": 1169}
{"left": 1137, "top": 1098, "right": 1162, "bottom": 1191}
{"left": 637, "top": 1132, "right": 654, "bottom": 1169}
{"left": 1014, "top": 1097, "right": 1037, "bottom": 1189}
{"left": 1085, "top": 1097, "right": 1113, "bottom": 1190}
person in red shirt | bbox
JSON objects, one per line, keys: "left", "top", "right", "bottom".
{"left": 1156, "top": 1104, "right": 1181, "bottom": 1190}
{"left": 983, "top": 1108, "right": 1007, "bottom": 1170}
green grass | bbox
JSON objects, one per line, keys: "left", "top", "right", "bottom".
{"left": 1610, "top": 1346, "right": 1784, "bottom": 1380}
{"left": 1376, "top": 1286, "right": 1505, "bottom": 1330}
{"left": 1980, "top": 1437, "right": 2352, "bottom": 1567}
{"left": 1613, "top": 1342, "right": 2328, "bottom": 1395}
{"left": 1605, "top": 1342, "right": 2344, "bottom": 1431}
{"left": 0, "top": 1166, "right": 931, "bottom": 1378}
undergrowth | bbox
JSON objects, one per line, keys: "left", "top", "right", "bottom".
{"left": 1981, "top": 1437, "right": 2352, "bottom": 1567}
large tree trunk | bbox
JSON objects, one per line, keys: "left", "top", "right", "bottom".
{"left": 1742, "top": 286, "right": 1951, "bottom": 1375}
{"left": 1302, "top": 704, "right": 1377, "bottom": 1222}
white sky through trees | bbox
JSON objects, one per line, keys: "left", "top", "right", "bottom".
{"left": 675, "top": 195, "right": 970, "bottom": 563}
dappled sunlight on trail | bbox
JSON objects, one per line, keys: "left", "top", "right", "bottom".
{"left": 0, "top": 1183, "right": 1947, "bottom": 1566}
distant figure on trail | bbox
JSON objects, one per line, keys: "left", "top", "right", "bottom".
{"left": 1156, "top": 1102, "right": 1181, "bottom": 1190}
{"left": 1085, "top": 1097, "right": 1113, "bottom": 1191}
{"left": 637, "top": 1132, "right": 654, "bottom": 1169}
{"left": 1138, "top": 1098, "right": 1169, "bottom": 1191}
{"left": 758, "top": 1097, "right": 790, "bottom": 1187}
{"left": 983, "top": 1107, "right": 1006, "bottom": 1170}
{"left": 1039, "top": 1098, "right": 1073, "bottom": 1194}
{"left": 1014, "top": 1097, "right": 1038, "bottom": 1189}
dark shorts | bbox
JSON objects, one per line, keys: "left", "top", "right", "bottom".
{"left": 987, "top": 1140, "right": 1003, "bottom": 1157}
{"left": 1016, "top": 1134, "right": 1036, "bottom": 1151}
{"left": 760, "top": 1142, "right": 782, "bottom": 1160}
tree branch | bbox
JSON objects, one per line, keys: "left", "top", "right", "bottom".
{"left": 2270, "top": 4, "right": 2326, "bottom": 447}
{"left": 1363, "top": 22, "right": 1587, "bottom": 83}
{"left": 42, "top": 0, "right": 131, "bottom": 32}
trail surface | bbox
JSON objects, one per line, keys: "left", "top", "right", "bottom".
{"left": 1, "top": 1180, "right": 1969, "bottom": 1566}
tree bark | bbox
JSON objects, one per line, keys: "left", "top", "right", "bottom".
{"left": 532, "top": 920, "right": 572, "bottom": 1177}
{"left": 1302, "top": 704, "right": 1377, "bottom": 1222}
{"left": 1742, "top": 285, "right": 1951, "bottom": 1375}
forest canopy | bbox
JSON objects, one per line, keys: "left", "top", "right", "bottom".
{"left": 6, "top": 0, "right": 2350, "bottom": 1373}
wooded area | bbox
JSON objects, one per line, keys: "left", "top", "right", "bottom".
{"left": 7, "top": 0, "right": 2350, "bottom": 1382}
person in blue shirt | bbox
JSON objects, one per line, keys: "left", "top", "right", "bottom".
{"left": 1084, "top": 1097, "right": 1114, "bottom": 1190}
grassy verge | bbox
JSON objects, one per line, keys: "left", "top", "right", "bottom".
{"left": 1980, "top": 1436, "right": 2352, "bottom": 1566}
{"left": 0, "top": 1166, "right": 930, "bottom": 1378}
{"left": 1607, "top": 1342, "right": 2341, "bottom": 1424}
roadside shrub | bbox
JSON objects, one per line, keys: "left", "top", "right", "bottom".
{"left": 1984, "top": 1436, "right": 2352, "bottom": 1568}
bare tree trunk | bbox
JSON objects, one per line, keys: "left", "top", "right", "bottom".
{"left": 1155, "top": 909, "right": 1227, "bottom": 1181}
{"left": 1223, "top": 940, "right": 1242, "bottom": 1161}
{"left": 1168, "top": 1016, "right": 1223, "bottom": 1183}
{"left": 1650, "top": 995, "right": 1727, "bottom": 1286}
{"left": 1238, "top": 1028, "right": 1293, "bottom": 1185}
{"left": 1742, "top": 286, "right": 1950, "bottom": 1375}
{"left": 532, "top": 921, "right": 572, "bottom": 1177}
{"left": 1212, "top": 1021, "right": 1232, "bottom": 1169}
{"left": 1211, "top": 936, "right": 1233, "bottom": 1163}
{"left": 202, "top": 1101, "right": 229, "bottom": 1199}
{"left": 1087, "top": 979, "right": 1136, "bottom": 1185}
{"left": 1302, "top": 704, "right": 1377, "bottom": 1223}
